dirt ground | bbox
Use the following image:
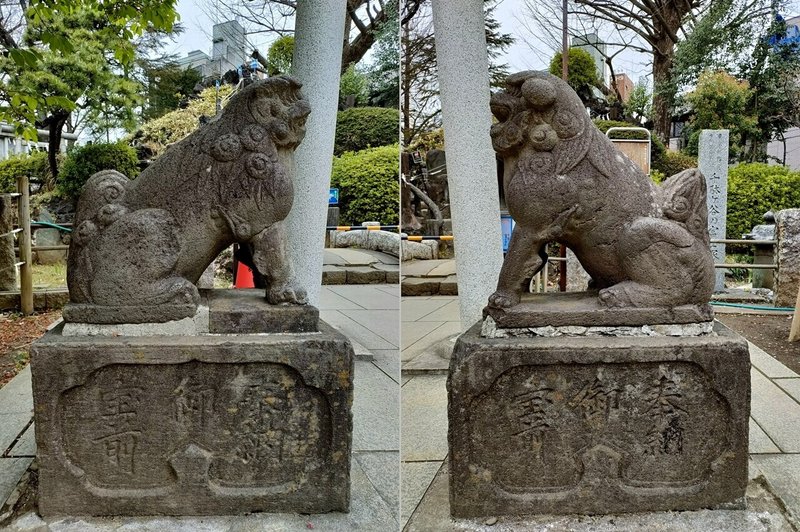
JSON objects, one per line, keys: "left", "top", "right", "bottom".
{"left": 0, "top": 310, "right": 61, "bottom": 388}
{"left": 717, "top": 313, "right": 800, "bottom": 373}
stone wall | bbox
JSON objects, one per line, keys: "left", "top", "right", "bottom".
{"left": 775, "top": 209, "right": 800, "bottom": 308}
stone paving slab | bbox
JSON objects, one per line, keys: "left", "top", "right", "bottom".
{"left": 401, "top": 376, "right": 448, "bottom": 462}
{"left": 401, "top": 461, "right": 442, "bottom": 526}
{"left": 750, "top": 368, "right": 800, "bottom": 452}
{"left": 752, "top": 455, "right": 800, "bottom": 525}
{"left": 353, "top": 361, "right": 399, "bottom": 452}
{"left": 401, "top": 298, "right": 451, "bottom": 323}
{"left": 774, "top": 378, "right": 800, "bottom": 403}
{"left": 319, "top": 287, "right": 364, "bottom": 310}
{"left": 353, "top": 451, "right": 399, "bottom": 523}
{"left": 402, "top": 322, "right": 446, "bottom": 356}
{"left": 341, "top": 310, "right": 399, "bottom": 348}
{"left": 327, "top": 285, "right": 399, "bottom": 310}
{"left": 401, "top": 260, "right": 451, "bottom": 277}
{"left": 0, "top": 414, "right": 30, "bottom": 455}
{"left": 321, "top": 310, "right": 397, "bottom": 351}
{"left": 0, "top": 366, "right": 33, "bottom": 415}
{"left": 749, "top": 419, "right": 781, "bottom": 454}
{"left": 6, "top": 423, "right": 35, "bottom": 458}
{"left": 0, "top": 457, "right": 31, "bottom": 512}
{"left": 402, "top": 322, "right": 461, "bottom": 365}
{"left": 370, "top": 349, "right": 400, "bottom": 384}
{"left": 749, "top": 342, "right": 799, "bottom": 378}
{"left": 415, "top": 300, "right": 460, "bottom": 322}
{"left": 427, "top": 262, "right": 456, "bottom": 277}
{"left": 404, "top": 461, "right": 796, "bottom": 532}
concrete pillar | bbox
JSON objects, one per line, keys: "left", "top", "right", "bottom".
{"left": 287, "top": 0, "right": 347, "bottom": 306}
{"left": 431, "top": 0, "right": 504, "bottom": 329}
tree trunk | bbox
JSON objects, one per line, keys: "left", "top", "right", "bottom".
{"left": 46, "top": 110, "right": 69, "bottom": 181}
{"left": 652, "top": 51, "right": 673, "bottom": 144}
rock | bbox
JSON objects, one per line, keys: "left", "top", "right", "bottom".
{"left": 401, "top": 278, "right": 441, "bottom": 296}
{"left": 322, "top": 265, "right": 347, "bottom": 285}
{"left": 64, "top": 76, "right": 312, "bottom": 324}
{"left": 330, "top": 228, "right": 400, "bottom": 257}
{"left": 401, "top": 239, "right": 438, "bottom": 261}
{"left": 33, "top": 207, "right": 67, "bottom": 265}
{"left": 487, "top": 71, "right": 715, "bottom": 312}
{"left": 775, "top": 209, "right": 800, "bottom": 308}
{"left": 449, "top": 321, "right": 750, "bottom": 517}
{"left": 346, "top": 267, "right": 386, "bottom": 284}
{"left": 31, "top": 313, "right": 353, "bottom": 517}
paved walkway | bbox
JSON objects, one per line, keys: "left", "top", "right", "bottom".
{"left": 401, "top": 295, "right": 800, "bottom": 530}
{"left": 324, "top": 248, "right": 399, "bottom": 284}
{"left": 1, "top": 285, "right": 400, "bottom": 531}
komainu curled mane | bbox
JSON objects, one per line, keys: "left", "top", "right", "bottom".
{"left": 488, "top": 71, "right": 714, "bottom": 310}
{"left": 65, "top": 76, "right": 311, "bottom": 323}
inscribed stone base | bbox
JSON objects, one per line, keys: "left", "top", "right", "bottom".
{"left": 30, "top": 320, "right": 353, "bottom": 517}
{"left": 448, "top": 321, "right": 750, "bottom": 518}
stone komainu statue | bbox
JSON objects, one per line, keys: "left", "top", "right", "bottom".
{"left": 65, "top": 76, "right": 311, "bottom": 323}
{"left": 488, "top": 71, "right": 715, "bottom": 309}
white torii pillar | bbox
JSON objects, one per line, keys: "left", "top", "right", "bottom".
{"left": 431, "top": 0, "right": 504, "bottom": 329}
{"left": 287, "top": 0, "right": 347, "bottom": 306}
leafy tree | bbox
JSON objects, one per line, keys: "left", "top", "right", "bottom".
{"left": 58, "top": 142, "right": 139, "bottom": 198}
{"left": 625, "top": 78, "right": 652, "bottom": 125}
{"left": 142, "top": 63, "right": 203, "bottom": 121}
{"left": 365, "top": 0, "right": 399, "bottom": 108}
{"left": 0, "top": 0, "right": 178, "bottom": 142}
{"left": 522, "top": 0, "right": 774, "bottom": 143}
{"left": 207, "top": 0, "right": 389, "bottom": 75}
{"left": 548, "top": 48, "right": 600, "bottom": 101}
{"left": 684, "top": 70, "right": 756, "bottom": 160}
{"left": 401, "top": 0, "right": 513, "bottom": 146}
{"left": 266, "top": 35, "right": 294, "bottom": 76}
{"left": 339, "top": 64, "right": 369, "bottom": 107}
{"left": 1, "top": 6, "right": 145, "bottom": 177}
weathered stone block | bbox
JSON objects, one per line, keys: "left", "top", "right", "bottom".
{"left": 206, "top": 289, "right": 318, "bottom": 333}
{"left": 31, "top": 320, "right": 353, "bottom": 517}
{"left": 448, "top": 321, "right": 750, "bottom": 517}
{"left": 775, "top": 209, "right": 800, "bottom": 308}
{"left": 346, "top": 267, "right": 385, "bottom": 284}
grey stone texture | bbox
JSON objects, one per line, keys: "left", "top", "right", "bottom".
{"left": 775, "top": 209, "right": 800, "bottom": 308}
{"left": 65, "top": 76, "right": 311, "bottom": 324}
{"left": 329, "top": 229, "right": 400, "bottom": 257}
{"left": 30, "top": 315, "right": 354, "bottom": 517}
{"left": 488, "top": 71, "right": 715, "bottom": 311}
{"left": 0, "top": 195, "right": 17, "bottom": 291}
{"left": 698, "top": 130, "right": 730, "bottom": 292}
{"left": 448, "top": 321, "right": 750, "bottom": 517}
{"left": 481, "top": 315, "right": 714, "bottom": 338}
{"left": 485, "top": 291, "right": 714, "bottom": 329}
{"left": 206, "top": 289, "right": 318, "bottom": 333}
{"left": 33, "top": 208, "right": 67, "bottom": 265}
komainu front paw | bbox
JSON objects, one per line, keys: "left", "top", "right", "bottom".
{"left": 488, "top": 289, "right": 520, "bottom": 309}
{"left": 598, "top": 286, "right": 629, "bottom": 308}
{"left": 267, "top": 282, "right": 308, "bottom": 305}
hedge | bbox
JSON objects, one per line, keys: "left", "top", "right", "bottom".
{"left": 727, "top": 163, "right": 800, "bottom": 246}
{"left": 0, "top": 151, "right": 52, "bottom": 193}
{"left": 331, "top": 144, "right": 399, "bottom": 226}
{"left": 334, "top": 107, "right": 398, "bottom": 156}
{"left": 58, "top": 142, "right": 140, "bottom": 199}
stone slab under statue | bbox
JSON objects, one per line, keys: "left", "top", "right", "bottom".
{"left": 30, "top": 77, "right": 354, "bottom": 517}
{"left": 448, "top": 71, "right": 750, "bottom": 518}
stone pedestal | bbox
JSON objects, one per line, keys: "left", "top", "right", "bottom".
{"left": 448, "top": 304, "right": 750, "bottom": 518}
{"left": 31, "top": 293, "right": 353, "bottom": 517}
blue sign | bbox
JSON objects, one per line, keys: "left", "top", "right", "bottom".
{"left": 329, "top": 188, "right": 339, "bottom": 205}
{"left": 251, "top": 58, "right": 259, "bottom": 71}
{"left": 769, "top": 14, "right": 800, "bottom": 48}
{"left": 500, "top": 214, "right": 515, "bottom": 253}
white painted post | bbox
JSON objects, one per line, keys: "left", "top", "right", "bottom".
{"left": 431, "top": 0, "right": 504, "bottom": 329}
{"left": 287, "top": 0, "right": 347, "bottom": 306}
{"left": 697, "top": 129, "right": 729, "bottom": 292}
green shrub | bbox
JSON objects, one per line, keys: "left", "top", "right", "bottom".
{"left": 652, "top": 151, "right": 697, "bottom": 177}
{"left": 728, "top": 163, "right": 800, "bottom": 248}
{"left": 331, "top": 144, "right": 399, "bottom": 226}
{"left": 58, "top": 142, "right": 140, "bottom": 198}
{"left": 334, "top": 107, "right": 398, "bottom": 156}
{"left": 0, "top": 151, "right": 53, "bottom": 192}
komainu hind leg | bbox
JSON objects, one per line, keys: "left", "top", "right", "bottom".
{"left": 598, "top": 217, "right": 714, "bottom": 308}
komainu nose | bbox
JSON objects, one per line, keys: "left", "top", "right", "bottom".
{"left": 521, "top": 78, "right": 556, "bottom": 110}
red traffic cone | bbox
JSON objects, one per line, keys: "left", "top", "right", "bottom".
{"left": 234, "top": 261, "right": 255, "bottom": 288}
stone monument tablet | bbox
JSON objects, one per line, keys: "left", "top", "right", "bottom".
{"left": 448, "top": 71, "right": 750, "bottom": 518}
